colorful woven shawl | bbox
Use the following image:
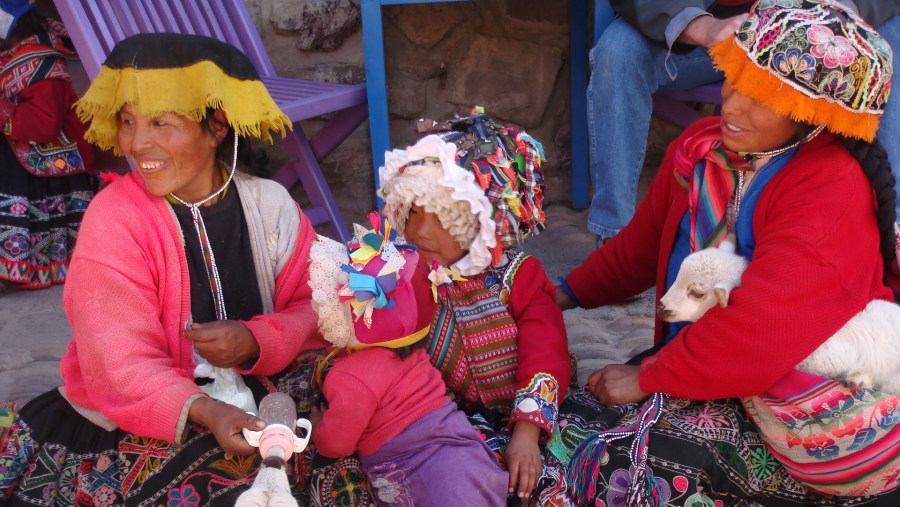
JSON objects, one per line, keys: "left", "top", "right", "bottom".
{"left": 743, "top": 369, "right": 900, "bottom": 496}
{"left": 673, "top": 121, "right": 752, "bottom": 252}
{"left": 0, "top": 20, "right": 74, "bottom": 100}
{"left": 427, "top": 252, "right": 533, "bottom": 412}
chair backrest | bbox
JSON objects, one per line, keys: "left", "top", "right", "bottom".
{"left": 54, "top": 0, "right": 277, "bottom": 80}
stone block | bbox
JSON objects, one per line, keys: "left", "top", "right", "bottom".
{"left": 387, "top": 74, "right": 428, "bottom": 120}
{"left": 503, "top": 0, "right": 567, "bottom": 25}
{"left": 447, "top": 34, "right": 562, "bottom": 128}
{"left": 270, "top": 0, "right": 360, "bottom": 51}
{"left": 385, "top": 3, "right": 466, "bottom": 50}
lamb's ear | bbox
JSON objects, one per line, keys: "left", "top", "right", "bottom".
{"left": 713, "top": 285, "right": 730, "bottom": 308}
{"left": 719, "top": 234, "right": 737, "bottom": 254}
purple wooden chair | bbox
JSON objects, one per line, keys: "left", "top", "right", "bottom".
{"left": 54, "top": 0, "right": 367, "bottom": 243}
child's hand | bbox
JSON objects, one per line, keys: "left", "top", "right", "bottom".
{"left": 505, "top": 420, "right": 542, "bottom": 499}
{"left": 308, "top": 404, "right": 323, "bottom": 429}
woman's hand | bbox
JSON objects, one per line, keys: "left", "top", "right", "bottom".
{"left": 555, "top": 284, "right": 577, "bottom": 310}
{"left": 587, "top": 365, "right": 649, "bottom": 406}
{"left": 505, "top": 420, "right": 542, "bottom": 500}
{"left": 185, "top": 320, "right": 260, "bottom": 368}
{"left": 189, "top": 396, "right": 265, "bottom": 456}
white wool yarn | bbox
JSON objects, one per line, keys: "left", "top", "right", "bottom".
{"left": 307, "top": 235, "right": 359, "bottom": 348}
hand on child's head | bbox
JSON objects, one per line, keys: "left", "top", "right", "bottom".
{"left": 404, "top": 204, "right": 467, "bottom": 268}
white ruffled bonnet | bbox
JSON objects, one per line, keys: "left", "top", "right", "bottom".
{"left": 378, "top": 135, "right": 497, "bottom": 276}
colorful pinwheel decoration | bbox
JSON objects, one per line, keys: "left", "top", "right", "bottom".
{"left": 339, "top": 213, "right": 418, "bottom": 327}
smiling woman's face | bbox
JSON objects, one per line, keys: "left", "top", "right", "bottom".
{"left": 117, "top": 105, "right": 227, "bottom": 201}
{"left": 719, "top": 81, "right": 800, "bottom": 155}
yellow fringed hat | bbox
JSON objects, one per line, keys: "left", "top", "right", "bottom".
{"left": 76, "top": 33, "right": 291, "bottom": 153}
{"left": 710, "top": 0, "right": 892, "bottom": 142}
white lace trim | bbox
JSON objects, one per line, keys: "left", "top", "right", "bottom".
{"left": 308, "top": 235, "right": 359, "bottom": 348}
{"left": 378, "top": 135, "right": 496, "bottom": 276}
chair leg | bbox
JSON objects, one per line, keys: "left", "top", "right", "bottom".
{"left": 308, "top": 103, "right": 369, "bottom": 161}
{"left": 275, "top": 126, "right": 351, "bottom": 243}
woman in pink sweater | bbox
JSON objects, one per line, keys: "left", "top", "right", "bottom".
{"left": 552, "top": 1, "right": 900, "bottom": 505}
{"left": 0, "top": 34, "right": 333, "bottom": 506}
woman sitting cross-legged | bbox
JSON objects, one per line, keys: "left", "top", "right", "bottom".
{"left": 553, "top": 1, "right": 900, "bottom": 505}
{"left": 0, "top": 33, "right": 359, "bottom": 506}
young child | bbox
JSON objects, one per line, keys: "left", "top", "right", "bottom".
{"left": 307, "top": 218, "right": 509, "bottom": 506}
{"left": 0, "top": 1, "right": 96, "bottom": 290}
{"left": 378, "top": 110, "right": 571, "bottom": 503}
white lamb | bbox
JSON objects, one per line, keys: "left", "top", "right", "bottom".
{"left": 657, "top": 239, "right": 900, "bottom": 395}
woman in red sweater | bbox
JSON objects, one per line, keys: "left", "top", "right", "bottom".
{"left": 554, "top": 1, "right": 900, "bottom": 505}
{"left": 0, "top": 3, "right": 96, "bottom": 290}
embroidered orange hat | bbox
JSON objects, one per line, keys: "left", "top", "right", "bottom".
{"left": 709, "top": 0, "right": 892, "bottom": 141}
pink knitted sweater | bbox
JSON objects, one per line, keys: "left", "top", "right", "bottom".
{"left": 59, "top": 171, "right": 326, "bottom": 443}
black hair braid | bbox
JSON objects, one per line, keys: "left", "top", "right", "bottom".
{"left": 843, "top": 137, "right": 897, "bottom": 272}
{"left": 200, "top": 109, "right": 258, "bottom": 172}
{"left": 7, "top": 10, "right": 47, "bottom": 42}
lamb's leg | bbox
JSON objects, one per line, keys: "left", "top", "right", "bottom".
{"left": 842, "top": 370, "right": 875, "bottom": 391}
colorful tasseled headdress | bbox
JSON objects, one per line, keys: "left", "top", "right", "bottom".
{"left": 379, "top": 107, "right": 546, "bottom": 275}
{"left": 75, "top": 33, "right": 291, "bottom": 153}
{"left": 307, "top": 213, "right": 436, "bottom": 351}
{"left": 709, "top": 0, "right": 892, "bottom": 142}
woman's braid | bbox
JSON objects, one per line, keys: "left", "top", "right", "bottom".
{"left": 845, "top": 137, "right": 897, "bottom": 272}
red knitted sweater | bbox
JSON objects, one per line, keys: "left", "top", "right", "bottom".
{"left": 566, "top": 117, "right": 893, "bottom": 400}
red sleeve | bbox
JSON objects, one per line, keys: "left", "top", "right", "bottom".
{"left": 4, "top": 79, "right": 74, "bottom": 142}
{"left": 508, "top": 257, "right": 571, "bottom": 393}
{"left": 564, "top": 119, "right": 715, "bottom": 308}
{"left": 313, "top": 360, "right": 379, "bottom": 458}
{"left": 639, "top": 137, "right": 894, "bottom": 399}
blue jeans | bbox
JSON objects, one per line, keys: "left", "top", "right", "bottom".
{"left": 587, "top": 14, "right": 900, "bottom": 236}
{"left": 876, "top": 15, "right": 900, "bottom": 219}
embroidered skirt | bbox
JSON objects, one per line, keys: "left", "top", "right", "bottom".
{"left": 0, "top": 135, "right": 96, "bottom": 289}
{"left": 360, "top": 400, "right": 508, "bottom": 506}
{"left": 549, "top": 390, "right": 900, "bottom": 506}
{"left": 0, "top": 357, "right": 372, "bottom": 507}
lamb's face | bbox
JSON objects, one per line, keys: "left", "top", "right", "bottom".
{"left": 657, "top": 247, "right": 746, "bottom": 323}
{"left": 657, "top": 279, "right": 720, "bottom": 323}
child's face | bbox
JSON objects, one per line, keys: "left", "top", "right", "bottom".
{"left": 404, "top": 204, "right": 467, "bottom": 268}
{"left": 719, "top": 81, "right": 799, "bottom": 155}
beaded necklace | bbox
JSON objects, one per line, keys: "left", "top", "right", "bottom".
{"left": 730, "top": 124, "right": 825, "bottom": 226}
{"left": 167, "top": 131, "right": 238, "bottom": 321}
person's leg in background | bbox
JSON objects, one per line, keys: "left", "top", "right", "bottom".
{"left": 586, "top": 18, "right": 724, "bottom": 243}
{"left": 875, "top": 14, "right": 900, "bottom": 220}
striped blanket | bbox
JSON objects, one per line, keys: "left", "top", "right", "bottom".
{"left": 742, "top": 369, "right": 900, "bottom": 496}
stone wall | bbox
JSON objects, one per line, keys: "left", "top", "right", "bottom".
{"left": 245, "top": 0, "right": 574, "bottom": 224}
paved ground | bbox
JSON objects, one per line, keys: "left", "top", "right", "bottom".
{"left": 0, "top": 284, "right": 69, "bottom": 403}
{"left": 0, "top": 204, "right": 656, "bottom": 404}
